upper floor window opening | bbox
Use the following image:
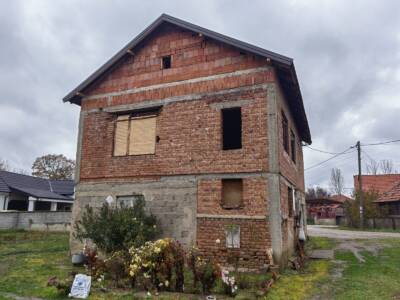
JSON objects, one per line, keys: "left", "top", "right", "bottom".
{"left": 222, "top": 107, "right": 242, "bottom": 150}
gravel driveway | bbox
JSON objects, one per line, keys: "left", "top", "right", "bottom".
{"left": 307, "top": 225, "right": 400, "bottom": 239}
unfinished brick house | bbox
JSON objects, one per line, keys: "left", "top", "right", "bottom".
{"left": 64, "top": 14, "right": 311, "bottom": 268}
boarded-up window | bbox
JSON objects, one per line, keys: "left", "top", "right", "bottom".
{"left": 129, "top": 116, "right": 157, "bottom": 155}
{"left": 113, "top": 114, "right": 157, "bottom": 156}
{"left": 222, "top": 179, "right": 243, "bottom": 209}
{"left": 114, "top": 115, "right": 130, "bottom": 156}
{"left": 225, "top": 225, "right": 240, "bottom": 248}
{"left": 288, "top": 187, "right": 294, "bottom": 217}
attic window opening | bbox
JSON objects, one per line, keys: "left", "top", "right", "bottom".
{"left": 162, "top": 55, "right": 171, "bottom": 69}
{"left": 222, "top": 107, "right": 242, "bottom": 150}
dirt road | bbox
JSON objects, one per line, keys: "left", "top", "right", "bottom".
{"left": 307, "top": 225, "right": 400, "bottom": 239}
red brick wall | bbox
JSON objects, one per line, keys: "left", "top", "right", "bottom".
{"left": 197, "top": 177, "right": 268, "bottom": 216}
{"left": 83, "top": 24, "right": 268, "bottom": 98}
{"left": 276, "top": 83, "right": 305, "bottom": 192}
{"left": 78, "top": 25, "right": 274, "bottom": 181}
{"left": 196, "top": 218, "right": 270, "bottom": 269}
{"left": 196, "top": 177, "right": 271, "bottom": 268}
{"left": 80, "top": 89, "right": 269, "bottom": 180}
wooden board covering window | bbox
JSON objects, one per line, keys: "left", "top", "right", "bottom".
{"left": 288, "top": 187, "right": 294, "bottom": 217}
{"left": 222, "top": 179, "right": 243, "bottom": 209}
{"left": 114, "top": 115, "right": 130, "bottom": 156}
{"left": 129, "top": 116, "right": 157, "bottom": 155}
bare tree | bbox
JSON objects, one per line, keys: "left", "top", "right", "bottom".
{"left": 32, "top": 154, "right": 75, "bottom": 180}
{"left": 0, "top": 158, "right": 10, "bottom": 171}
{"left": 306, "top": 186, "right": 330, "bottom": 200}
{"left": 380, "top": 159, "right": 394, "bottom": 174}
{"left": 366, "top": 158, "right": 379, "bottom": 175}
{"left": 0, "top": 158, "right": 30, "bottom": 175}
{"left": 330, "top": 168, "right": 344, "bottom": 195}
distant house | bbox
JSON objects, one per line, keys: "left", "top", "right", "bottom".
{"left": 354, "top": 174, "right": 400, "bottom": 216}
{"left": 0, "top": 171, "right": 74, "bottom": 212}
{"left": 306, "top": 194, "right": 352, "bottom": 225}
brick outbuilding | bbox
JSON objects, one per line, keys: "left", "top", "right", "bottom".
{"left": 64, "top": 14, "right": 311, "bottom": 269}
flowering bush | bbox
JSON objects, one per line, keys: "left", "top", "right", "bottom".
{"left": 188, "top": 247, "right": 221, "bottom": 294}
{"left": 128, "top": 238, "right": 185, "bottom": 292}
{"left": 221, "top": 269, "right": 238, "bottom": 297}
{"left": 83, "top": 245, "right": 105, "bottom": 278}
{"left": 104, "top": 250, "right": 129, "bottom": 287}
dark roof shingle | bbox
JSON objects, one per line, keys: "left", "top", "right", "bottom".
{"left": 0, "top": 171, "right": 74, "bottom": 201}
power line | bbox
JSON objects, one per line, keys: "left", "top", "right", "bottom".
{"left": 361, "top": 149, "right": 375, "bottom": 162}
{"left": 304, "top": 145, "right": 344, "bottom": 155}
{"left": 305, "top": 147, "right": 355, "bottom": 171}
{"left": 362, "top": 139, "right": 400, "bottom": 146}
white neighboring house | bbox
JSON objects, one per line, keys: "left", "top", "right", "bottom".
{"left": 0, "top": 171, "right": 74, "bottom": 212}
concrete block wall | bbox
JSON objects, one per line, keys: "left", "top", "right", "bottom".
{"left": 70, "top": 177, "right": 197, "bottom": 254}
{"left": 0, "top": 211, "right": 71, "bottom": 231}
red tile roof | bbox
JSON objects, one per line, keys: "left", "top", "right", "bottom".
{"left": 306, "top": 194, "right": 352, "bottom": 205}
{"left": 354, "top": 174, "right": 400, "bottom": 195}
{"left": 376, "top": 182, "right": 400, "bottom": 203}
{"left": 330, "top": 194, "right": 353, "bottom": 203}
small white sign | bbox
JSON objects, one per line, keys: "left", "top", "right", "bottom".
{"left": 105, "top": 195, "right": 114, "bottom": 205}
{"left": 69, "top": 274, "right": 91, "bottom": 299}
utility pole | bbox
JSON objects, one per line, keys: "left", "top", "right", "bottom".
{"left": 356, "top": 141, "right": 364, "bottom": 229}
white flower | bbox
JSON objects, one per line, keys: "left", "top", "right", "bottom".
{"left": 146, "top": 291, "right": 151, "bottom": 296}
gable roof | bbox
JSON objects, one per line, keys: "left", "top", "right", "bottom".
{"left": 376, "top": 182, "right": 400, "bottom": 203}
{"left": 63, "top": 14, "right": 311, "bottom": 144}
{"left": 0, "top": 171, "right": 74, "bottom": 201}
{"left": 306, "top": 194, "right": 352, "bottom": 205}
{"left": 330, "top": 194, "right": 353, "bottom": 203}
{"left": 354, "top": 174, "right": 400, "bottom": 195}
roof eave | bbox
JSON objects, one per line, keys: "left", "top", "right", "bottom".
{"left": 63, "top": 13, "right": 293, "bottom": 104}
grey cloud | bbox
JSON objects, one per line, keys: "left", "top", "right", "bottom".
{"left": 0, "top": 0, "right": 399, "bottom": 192}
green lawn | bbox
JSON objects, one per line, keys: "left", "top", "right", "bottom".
{"left": 333, "top": 239, "right": 400, "bottom": 300}
{"left": 2, "top": 230, "right": 398, "bottom": 299}
{"left": 0, "top": 230, "right": 334, "bottom": 300}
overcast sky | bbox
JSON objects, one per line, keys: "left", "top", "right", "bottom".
{"left": 1, "top": 0, "right": 399, "bottom": 193}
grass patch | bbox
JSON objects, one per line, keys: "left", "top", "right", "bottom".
{"left": 266, "top": 260, "right": 331, "bottom": 300}
{"left": 306, "top": 236, "right": 336, "bottom": 251}
{"left": 333, "top": 239, "right": 400, "bottom": 300}
{"left": 0, "top": 229, "right": 77, "bottom": 299}
{"left": 0, "top": 230, "right": 333, "bottom": 300}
